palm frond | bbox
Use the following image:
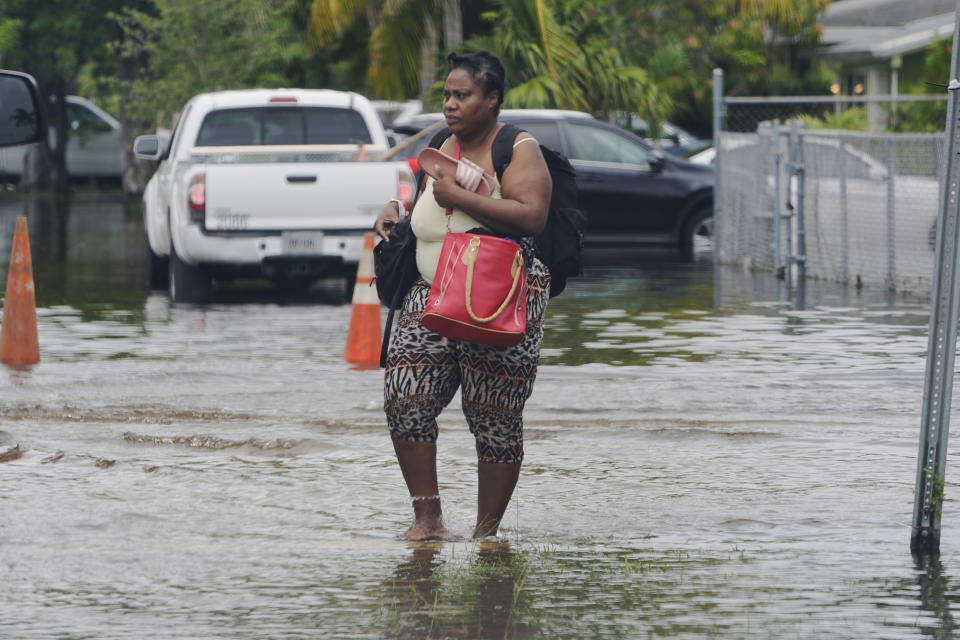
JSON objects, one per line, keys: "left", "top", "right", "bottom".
{"left": 504, "top": 75, "right": 558, "bottom": 108}
{"left": 489, "top": 0, "right": 589, "bottom": 109}
{"left": 533, "top": 0, "right": 554, "bottom": 76}
{"left": 308, "top": 0, "right": 373, "bottom": 49}
{"left": 367, "top": 0, "right": 433, "bottom": 98}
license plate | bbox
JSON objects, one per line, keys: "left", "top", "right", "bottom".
{"left": 282, "top": 231, "right": 324, "bottom": 255}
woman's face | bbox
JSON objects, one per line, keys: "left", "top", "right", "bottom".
{"left": 442, "top": 68, "right": 498, "bottom": 136}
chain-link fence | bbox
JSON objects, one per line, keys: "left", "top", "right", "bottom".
{"left": 716, "top": 92, "right": 948, "bottom": 294}
{"left": 724, "top": 95, "right": 948, "bottom": 135}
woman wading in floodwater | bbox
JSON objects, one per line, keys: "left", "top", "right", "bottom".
{"left": 374, "top": 52, "right": 552, "bottom": 540}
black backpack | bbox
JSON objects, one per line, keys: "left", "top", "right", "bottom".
{"left": 419, "top": 123, "right": 586, "bottom": 297}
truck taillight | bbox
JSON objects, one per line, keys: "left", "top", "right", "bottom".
{"left": 397, "top": 171, "right": 415, "bottom": 210}
{"left": 188, "top": 173, "right": 205, "bottom": 224}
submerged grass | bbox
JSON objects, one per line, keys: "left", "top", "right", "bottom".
{"left": 371, "top": 541, "right": 753, "bottom": 639}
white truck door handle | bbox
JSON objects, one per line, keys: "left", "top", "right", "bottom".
{"left": 286, "top": 175, "right": 317, "bottom": 183}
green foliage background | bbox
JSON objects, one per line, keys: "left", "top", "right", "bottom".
{"left": 0, "top": 0, "right": 837, "bottom": 188}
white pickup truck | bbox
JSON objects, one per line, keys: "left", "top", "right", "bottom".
{"left": 134, "top": 88, "right": 415, "bottom": 302}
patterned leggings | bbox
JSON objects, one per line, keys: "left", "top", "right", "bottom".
{"left": 384, "top": 259, "right": 549, "bottom": 464}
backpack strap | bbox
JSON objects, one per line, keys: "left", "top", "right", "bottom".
{"left": 418, "top": 123, "right": 525, "bottom": 190}
{"left": 429, "top": 126, "right": 453, "bottom": 148}
{"left": 491, "top": 123, "right": 524, "bottom": 183}
{"left": 379, "top": 266, "right": 411, "bottom": 368}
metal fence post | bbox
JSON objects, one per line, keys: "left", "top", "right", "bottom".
{"left": 713, "top": 68, "right": 724, "bottom": 308}
{"left": 713, "top": 68, "right": 724, "bottom": 266}
{"left": 912, "top": 0, "right": 960, "bottom": 556}
{"left": 794, "top": 123, "right": 807, "bottom": 283}
{"left": 754, "top": 122, "right": 771, "bottom": 267}
{"left": 773, "top": 120, "right": 783, "bottom": 275}
{"left": 786, "top": 120, "right": 806, "bottom": 284}
{"left": 839, "top": 140, "right": 849, "bottom": 284}
{"left": 886, "top": 138, "right": 897, "bottom": 292}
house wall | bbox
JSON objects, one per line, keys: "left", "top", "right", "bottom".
{"left": 830, "top": 52, "right": 930, "bottom": 131}
{"left": 867, "top": 65, "right": 889, "bottom": 130}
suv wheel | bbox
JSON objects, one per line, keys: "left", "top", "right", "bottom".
{"left": 169, "top": 242, "right": 211, "bottom": 303}
{"left": 680, "top": 207, "right": 713, "bottom": 262}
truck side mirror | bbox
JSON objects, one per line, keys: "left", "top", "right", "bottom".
{"left": 0, "top": 71, "right": 46, "bottom": 147}
{"left": 134, "top": 134, "right": 162, "bottom": 160}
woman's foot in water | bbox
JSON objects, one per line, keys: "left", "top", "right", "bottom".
{"left": 402, "top": 496, "right": 450, "bottom": 541}
{"left": 402, "top": 517, "right": 451, "bottom": 541}
{"left": 472, "top": 517, "right": 501, "bottom": 540}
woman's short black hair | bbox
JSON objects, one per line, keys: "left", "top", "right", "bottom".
{"left": 446, "top": 51, "right": 505, "bottom": 113}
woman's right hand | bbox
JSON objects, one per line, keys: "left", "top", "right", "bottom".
{"left": 374, "top": 201, "right": 402, "bottom": 242}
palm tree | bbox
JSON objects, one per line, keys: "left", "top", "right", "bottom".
{"left": 728, "top": 0, "right": 829, "bottom": 73}
{"left": 308, "top": 0, "right": 463, "bottom": 98}
{"left": 732, "top": 0, "right": 829, "bottom": 38}
{"left": 469, "top": 0, "right": 672, "bottom": 125}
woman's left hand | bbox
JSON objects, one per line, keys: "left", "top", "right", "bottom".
{"left": 430, "top": 164, "right": 462, "bottom": 210}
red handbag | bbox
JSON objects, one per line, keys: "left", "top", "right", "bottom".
{"left": 422, "top": 231, "right": 528, "bottom": 346}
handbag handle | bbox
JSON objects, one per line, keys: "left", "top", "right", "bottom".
{"left": 463, "top": 236, "right": 524, "bottom": 324}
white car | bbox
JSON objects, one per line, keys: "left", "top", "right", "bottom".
{"left": 134, "top": 88, "right": 415, "bottom": 302}
{"left": 0, "top": 95, "right": 121, "bottom": 181}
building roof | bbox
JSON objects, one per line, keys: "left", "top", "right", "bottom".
{"left": 820, "top": 0, "right": 955, "bottom": 61}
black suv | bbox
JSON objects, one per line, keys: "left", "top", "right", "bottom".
{"left": 390, "top": 109, "right": 715, "bottom": 260}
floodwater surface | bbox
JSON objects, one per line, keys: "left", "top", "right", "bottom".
{"left": 0, "top": 191, "right": 957, "bottom": 638}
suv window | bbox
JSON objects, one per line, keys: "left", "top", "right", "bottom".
{"left": 507, "top": 120, "right": 563, "bottom": 153}
{"left": 66, "top": 102, "right": 113, "bottom": 134}
{"left": 196, "top": 107, "right": 373, "bottom": 146}
{"left": 567, "top": 122, "right": 648, "bottom": 167}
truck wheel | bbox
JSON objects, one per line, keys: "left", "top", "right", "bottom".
{"left": 343, "top": 274, "right": 356, "bottom": 302}
{"left": 147, "top": 240, "right": 169, "bottom": 290}
{"left": 169, "top": 242, "right": 211, "bottom": 303}
{"left": 679, "top": 207, "right": 713, "bottom": 262}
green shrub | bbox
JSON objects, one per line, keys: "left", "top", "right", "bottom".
{"left": 797, "top": 107, "right": 868, "bottom": 131}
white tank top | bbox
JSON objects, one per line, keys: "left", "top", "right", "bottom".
{"left": 410, "top": 176, "right": 502, "bottom": 284}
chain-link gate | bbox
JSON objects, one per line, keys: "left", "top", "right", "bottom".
{"left": 713, "top": 85, "right": 947, "bottom": 295}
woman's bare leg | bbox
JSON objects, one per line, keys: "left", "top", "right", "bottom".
{"left": 392, "top": 436, "right": 450, "bottom": 540}
{"left": 474, "top": 461, "right": 521, "bottom": 538}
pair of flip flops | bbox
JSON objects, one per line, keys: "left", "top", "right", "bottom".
{"left": 418, "top": 147, "right": 495, "bottom": 197}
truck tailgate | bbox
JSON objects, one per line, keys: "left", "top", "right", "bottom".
{"left": 203, "top": 162, "right": 401, "bottom": 231}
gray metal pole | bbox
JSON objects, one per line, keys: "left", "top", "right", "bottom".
{"left": 773, "top": 120, "right": 783, "bottom": 275}
{"left": 713, "top": 70, "right": 724, "bottom": 261}
{"left": 794, "top": 123, "right": 807, "bottom": 283}
{"left": 886, "top": 138, "right": 897, "bottom": 292}
{"left": 713, "top": 68, "right": 724, "bottom": 308}
{"left": 839, "top": 140, "right": 849, "bottom": 284}
{"left": 786, "top": 120, "right": 806, "bottom": 285}
{"left": 753, "top": 122, "right": 770, "bottom": 267}
{"left": 911, "top": 0, "right": 960, "bottom": 556}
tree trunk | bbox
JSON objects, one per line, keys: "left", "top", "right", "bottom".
{"left": 21, "top": 143, "right": 51, "bottom": 191}
{"left": 419, "top": 19, "right": 439, "bottom": 97}
{"left": 118, "top": 46, "right": 155, "bottom": 199}
{"left": 441, "top": 0, "right": 462, "bottom": 53}
{"left": 50, "top": 75, "right": 71, "bottom": 195}
{"left": 365, "top": 0, "right": 379, "bottom": 30}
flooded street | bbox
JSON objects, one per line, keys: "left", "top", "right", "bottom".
{"left": 1, "top": 189, "right": 958, "bottom": 638}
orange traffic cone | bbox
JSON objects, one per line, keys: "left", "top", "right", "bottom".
{"left": 0, "top": 217, "right": 39, "bottom": 366}
{"left": 344, "top": 232, "right": 381, "bottom": 367}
